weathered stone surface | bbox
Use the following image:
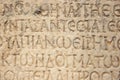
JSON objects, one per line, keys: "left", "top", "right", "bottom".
{"left": 0, "top": 0, "right": 120, "bottom": 80}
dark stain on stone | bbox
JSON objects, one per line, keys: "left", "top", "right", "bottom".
{"left": 34, "top": 10, "right": 41, "bottom": 15}
{"left": 34, "top": 6, "right": 42, "bottom": 15}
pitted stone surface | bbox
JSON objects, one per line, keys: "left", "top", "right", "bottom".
{"left": 0, "top": 0, "right": 120, "bottom": 80}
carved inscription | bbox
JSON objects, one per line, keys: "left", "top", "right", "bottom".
{"left": 0, "top": 0, "right": 120, "bottom": 80}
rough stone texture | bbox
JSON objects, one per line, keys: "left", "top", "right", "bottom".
{"left": 0, "top": 0, "right": 120, "bottom": 80}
